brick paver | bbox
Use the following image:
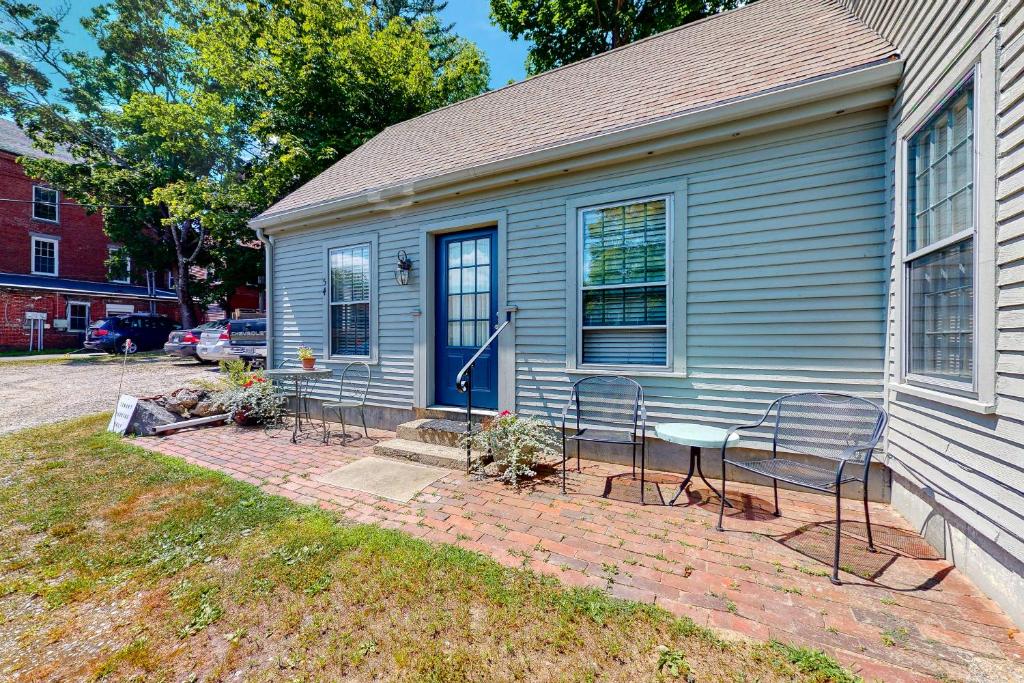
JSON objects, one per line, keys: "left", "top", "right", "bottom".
{"left": 144, "top": 425, "right": 1024, "bottom": 683}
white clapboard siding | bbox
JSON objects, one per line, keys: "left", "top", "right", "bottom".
{"left": 842, "top": 0, "right": 1024, "bottom": 619}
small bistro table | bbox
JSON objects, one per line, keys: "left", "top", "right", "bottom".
{"left": 654, "top": 423, "right": 738, "bottom": 507}
{"left": 264, "top": 367, "right": 333, "bottom": 444}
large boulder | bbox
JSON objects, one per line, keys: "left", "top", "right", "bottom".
{"left": 165, "top": 387, "right": 206, "bottom": 415}
{"left": 126, "top": 400, "right": 180, "bottom": 436}
{"left": 191, "top": 398, "right": 226, "bottom": 418}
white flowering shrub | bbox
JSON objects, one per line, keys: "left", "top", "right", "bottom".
{"left": 466, "top": 410, "right": 559, "bottom": 487}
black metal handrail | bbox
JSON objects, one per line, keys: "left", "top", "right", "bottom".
{"left": 456, "top": 310, "right": 512, "bottom": 471}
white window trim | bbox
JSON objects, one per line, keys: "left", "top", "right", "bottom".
{"left": 66, "top": 300, "right": 90, "bottom": 332}
{"left": 893, "top": 39, "right": 997, "bottom": 411}
{"left": 32, "top": 185, "right": 59, "bottom": 224}
{"left": 108, "top": 245, "right": 131, "bottom": 284}
{"left": 30, "top": 234, "right": 58, "bottom": 276}
{"left": 322, "top": 234, "right": 378, "bottom": 364}
{"left": 565, "top": 180, "right": 687, "bottom": 375}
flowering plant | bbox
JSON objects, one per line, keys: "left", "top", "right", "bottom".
{"left": 214, "top": 365, "right": 283, "bottom": 426}
{"left": 296, "top": 346, "right": 315, "bottom": 361}
{"left": 465, "top": 410, "right": 559, "bottom": 487}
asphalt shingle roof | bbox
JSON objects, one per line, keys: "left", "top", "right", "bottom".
{"left": 0, "top": 119, "right": 75, "bottom": 163}
{"left": 259, "top": 0, "right": 897, "bottom": 221}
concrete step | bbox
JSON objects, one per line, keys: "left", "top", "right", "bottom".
{"left": 396, "top": 418, "right": 481, "bottom": 448}
{"left": 373, "top": 437, "right": 474, "bottom": 470}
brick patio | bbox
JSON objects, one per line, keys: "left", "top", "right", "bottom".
{"left": 144, "top": 425, "right": 1024, "bottom": 683}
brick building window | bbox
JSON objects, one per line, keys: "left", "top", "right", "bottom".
{"left": 67, "top": 302, "right": 89, "bottom": 332}
{"left": 32, "top": 186, "right": 58, "bottom": 223}
{"left": 31, "top": 236, "right": 58, "bottom": 276}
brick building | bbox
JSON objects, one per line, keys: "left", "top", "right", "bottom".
{"left": 0, "top": 119, "right": 178, "bottom": 351}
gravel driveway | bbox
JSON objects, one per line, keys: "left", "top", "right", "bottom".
{"left": 0, "top": 355, "right": 219, "bottom": 434}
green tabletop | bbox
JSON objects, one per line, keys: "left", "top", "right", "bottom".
{"left": 655, "top": 423, "right": 740, "bottom": 448}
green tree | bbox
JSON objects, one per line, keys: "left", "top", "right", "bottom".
{"left": 190, "top": 0, "right": 489, "bottom": 203}
{"left": 490, "top": 0, "right": 744, "bottom": 75}
{"left": 0, "top": 0, "right": 489, "bottom": 325}
{"left": 0, "top": 0, "right": 253, "bottom": 326}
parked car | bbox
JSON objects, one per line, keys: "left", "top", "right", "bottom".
{"left": 84, "top": 314, "right": 178, "bottom": 354}
{"left": 229, "top": 318, "right": 267, "bottom": 369}
{"left": 164, "top": 320, "right": 228, "bottom": 362}
{"left": 196, "top": 319, "right": 266, "bottom": 365}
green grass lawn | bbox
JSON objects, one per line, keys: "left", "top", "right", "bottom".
{"left": 0, "top": 416, "right": 860, "bottom": 682}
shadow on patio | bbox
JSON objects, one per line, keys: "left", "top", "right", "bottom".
{"left": 144, "top": 425, "right": 1024, "bottom": 683}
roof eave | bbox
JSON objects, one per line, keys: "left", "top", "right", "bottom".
{"left": 253, "top": 57, "right": 903, "bottom": 233}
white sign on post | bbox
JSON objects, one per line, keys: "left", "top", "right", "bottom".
{"left": 107, "top": 395, "right": 139, "bottom": 435}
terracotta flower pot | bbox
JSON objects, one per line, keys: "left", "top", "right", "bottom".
{"left": 301, "top": 357, "right": 315, "bottom": 370}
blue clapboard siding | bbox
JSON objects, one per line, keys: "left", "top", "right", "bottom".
{"left": 844, "top": 0, "right": 1024, "bottom": 626}
{"left": 272, "top": 110, "right": 888, "bottom": 433}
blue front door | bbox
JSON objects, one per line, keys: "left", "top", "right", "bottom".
{"left": 435, "top": 228, "right": 499, "bottom": 409}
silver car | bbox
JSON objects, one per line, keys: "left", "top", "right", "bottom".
{"left": 195, "top": 320, "right": 247, "bottom": 363}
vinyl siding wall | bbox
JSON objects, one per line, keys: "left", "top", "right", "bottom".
{"left": 843, "top": 0, "right": 1024, "bottom": 626}
{"left": 271, "top": 108, "right": 889, "bottom": 440}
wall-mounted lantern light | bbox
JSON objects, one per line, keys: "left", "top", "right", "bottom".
{"left": 395, "top": 250, "right": 413, "bottom": 286}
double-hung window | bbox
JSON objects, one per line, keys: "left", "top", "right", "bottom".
{"left": 67, "top": 302, "right": 89, "bottom": 332}
{"left": 32, "top": 186, "right": 58, "bottom": 223}
{"left": 328, "top": 242, "right": 372, "bottom": 358}
{"left": 579, "top": 196, "right": 670, "bottom": 366}
{"left": 905, "top": 77, "right": 976, "bottom": 389}
{"left": 31, "top": 235, "right": 58, "bottom": 275}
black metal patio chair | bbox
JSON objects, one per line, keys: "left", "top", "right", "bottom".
{"left": 321, "top": 361, "right": 370, "bottom": 443}
{"left": 561, "top": 376, "right": 647, "bottom": 500}
{"left": 715, "top": 392, "right": 887, "bottom": 584}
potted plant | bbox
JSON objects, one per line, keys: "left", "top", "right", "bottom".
{"left": 297, "top": 346, "right": 316, "bottom": 369}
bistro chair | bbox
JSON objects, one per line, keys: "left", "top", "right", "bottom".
{"left": 715, "top": 392, "right": 888, "bottom": 585}
{"left": 560, "top": 376, "right": 647, "bottom": 500}
{"left": 322, "top": 361, "right": 371, "bottom": 443}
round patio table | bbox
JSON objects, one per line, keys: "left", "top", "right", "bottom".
{"left": 655, "top": 423, "right": 738, "bottom": 507}
{"left": 265, "top": 367, "right": 332, "bottom": 443}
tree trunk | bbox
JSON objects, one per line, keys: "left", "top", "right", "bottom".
{"left": 175, "top": 259, "right": 195, "bottom": 328}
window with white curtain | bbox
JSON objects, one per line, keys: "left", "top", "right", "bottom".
{"left": 328, "top": 243, "right": 371, "bottom": 357}
{"left": 579, "top": 196, "right": 669, "bottom": 366}
{"left": 905, "top": 77, "right": 975, "bottom": 387}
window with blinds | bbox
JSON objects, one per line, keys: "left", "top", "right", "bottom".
{"left": 329, "top": 243, "right": 371, "bottom": 357}
{"left": 579, "top": 196, "right": 669, "bottom": 366}
{"left": 906, "top": 77, "right": 975, "bottom": 386}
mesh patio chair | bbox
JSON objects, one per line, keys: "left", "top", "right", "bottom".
{"left": 561, "top": 376, "right": 647, "bottom": 500}
{"left": 321, "top": 361, "right": 370, "bottom": 443}
{"left": 715, "top": 392, "right": 888, "bottom": 584}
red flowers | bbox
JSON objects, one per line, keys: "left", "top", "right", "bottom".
{"left": 498, "top": 410, "right": 512, "bottom": 417}
{"left": 242, "top": 376, "right": 266, "bottom": 389}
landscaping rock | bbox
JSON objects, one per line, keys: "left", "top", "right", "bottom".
{"left": 126, "top": 400, "right": 179, "bottom": 437}
{"left": 164, "top": 387, "right": 206, "bottom": 415}
{"left": 191, "top": 399, "right": 224, "bottom": 418}
{"left": 481, "top": 462, "right": 503, "bottom": 477}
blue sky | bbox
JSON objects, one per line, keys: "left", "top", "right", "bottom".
{"left": 39, "top": 0, "right": 529, "bottom": 90}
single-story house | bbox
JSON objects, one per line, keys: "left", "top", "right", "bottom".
{"left": 250, "top": 0, "right": 1024, "bottom": 627}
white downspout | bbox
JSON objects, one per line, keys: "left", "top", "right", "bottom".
{"left": 254, "top": 226, "right": 274, "bottom": 368}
